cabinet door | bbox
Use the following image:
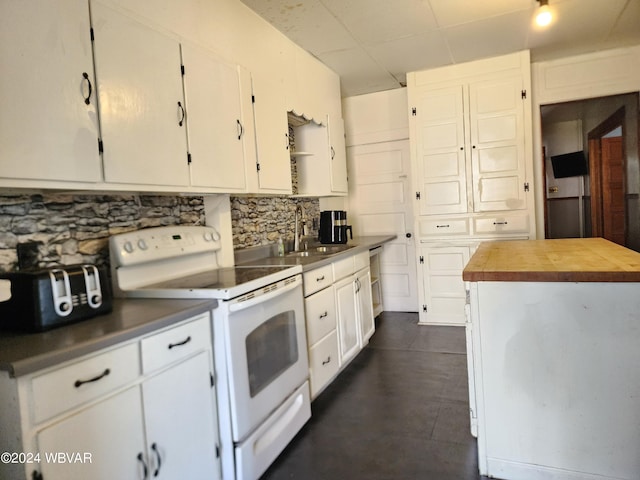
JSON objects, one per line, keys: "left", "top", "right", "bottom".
{"left": 38, "top": 387, "right": 145, "bottom": 480}
{"left": 91, "top": 2, "right": 189, "bottom": 187}
{"left": 357, "top": 268, "right": 375, "bottom": 346}
{"left": 251, "top": 75, "right": 292, "bottom": 193}
{"left": 334, "top": 276, "right": 359, "bottom": 366}
{"left": 469, "top": 76, "right": 526, "bottom": 212}
{"left": 142, "top": 352, "right": 220, "bottom": 480}
{"left": 413, "top": 85, "right": 469, "bottom": 215}
{"left": 0, "top": 0, "right": 101, "bottom": 183}
{"left": 329, "top": 116, "right": 348, "bottom": 193}
{"left": 419, "top": 245, "right": 469, "bottom": 325}
{"left": 181, "top": 44, "right": 246, "bottom": 191}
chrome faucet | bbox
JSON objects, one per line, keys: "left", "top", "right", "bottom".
{"left": 294, "top": 205, "right": 305, "bottom": 251}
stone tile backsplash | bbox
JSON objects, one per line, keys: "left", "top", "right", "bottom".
{"left": 0, "top": 193, "right": 319, "bottom": 272}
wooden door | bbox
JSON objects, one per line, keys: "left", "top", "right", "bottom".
{"left": 600, "top": 137, "right": 626, "bottom": 245}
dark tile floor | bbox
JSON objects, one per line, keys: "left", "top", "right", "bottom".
{"left": 261, "top": 311, "right": 489, "bottom": 480}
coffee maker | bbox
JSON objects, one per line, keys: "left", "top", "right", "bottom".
{"left": 319, "top": 210, "right": 353, "bottom": 244}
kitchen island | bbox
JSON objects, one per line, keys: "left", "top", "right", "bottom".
{"left": 463, "top": 239, "right": 640, "bottom": 480}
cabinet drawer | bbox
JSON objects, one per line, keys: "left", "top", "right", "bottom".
{"left": 473, "top": 214, "right": 529, "bottom": 235}
{"left": 332, "top": 256, "right": 355, "bottom": 281}
{"left": 305, "top": 286, "right": 337, "bottom": 345}
{"left": 32, "top": 342, "right": 140, "bottom": 424}
{"left": 303, "top": 264, "right": 334, "bottom": 297}
{"left": 141, "top": 314, "right": 211, "bottom": 374}
{"left": 418, "top": 217, "right": 469, "bottom": 237}
{"left": 353, "top": 251, "right": 370, "bottom": 272}
{"left": 308, "top": 330, "right": 339, "bottom": 399}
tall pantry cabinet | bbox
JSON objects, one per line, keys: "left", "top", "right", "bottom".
{"left": 407, "top": 50, "right": 536, "bottom": 325}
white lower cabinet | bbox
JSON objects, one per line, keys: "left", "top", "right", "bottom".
{"left": 1, "top": 314, "right": 220, "bottom": 480}
{"left": 303, "top": 251, "right": 375, "bottom": 399}
{"left": 418, "top": 244, "right": 472, "bottom": 325}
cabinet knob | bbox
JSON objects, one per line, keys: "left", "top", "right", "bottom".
{"left": 406, "top": 233, "right": 412, "bottom": 238}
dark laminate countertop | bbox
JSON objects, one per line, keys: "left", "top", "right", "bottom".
{"left": 463, "top": 238, "right": 640, "bottom": 282}
{"left": 0, "top": 298, "right": 217, "bottom": 377}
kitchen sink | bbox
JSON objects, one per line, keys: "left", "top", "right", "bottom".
{"left": 284, "top": 244, "right": 355, "bottom": 258}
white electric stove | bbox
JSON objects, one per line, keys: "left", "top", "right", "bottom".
{"left": 109, "top": 226, "right": 310, "bottom": 480}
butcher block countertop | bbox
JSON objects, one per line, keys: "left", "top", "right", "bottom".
{"left": 463, "top": 238, "right": 640, "bottom": 282}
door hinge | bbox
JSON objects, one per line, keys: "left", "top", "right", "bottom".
{"left": 187, "top": 152, "right": 192, "bottom": 165}
{"left": 521, "top": 89, "right": 527, "bottom": 99}
{"left": 181, "top": 64, "right": 185, "bottom": 76}
{"left": 252, "top": 95, "right": 256, "bottom": 104}
{"left": 216, "top": 444, "right": 220, "bottom": 458}
{"left": 411, "top": 107, "right": 417, "bottom": 116}
{"left": 256, "top": 163, "right": 261, "bottom": 172}
{"left": 419, "top": 256, "right": 424, "bottom": 264}
{"left": 210, "top": 372, "right": 215, "bottom": 387}
{"left": 32, "top": 470, "right": 44, "bottom": 480}
{"left": 415, "top": 192, "right": 421, "bottom": 200}
{"left": 423, "top": 305, "right": 428, "bottom": 313}
{"left": 98, "top": 139, "right": 103, "bottom": 154}
{"left": 524, "top": 182, "right": 530, "bottom": 192}
{"left": 90, "top": 27, "right": 94, "bottom": 42}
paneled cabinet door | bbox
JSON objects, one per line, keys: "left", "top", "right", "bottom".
{"left": 37, "top": 386, "right": 145, "bottom": 480}
{"left": 419, "top": 245, "right": 470, "bottom": 325}
{"left": 334, "top": 276, "right": 359, "bottom": 366}
{"left": 250, "top": 75, "right": 292, "bottom": 193}
{"left": 142, "top": 352, "right": 220, "bottom": 480}
{"left": 181, "top": 44, "right": 246, "bottom": 191}
{"left": 357, "top": 268, "right": 375, "bottom": 346}
{"left": 0, "top": 0, "right": 101, "bottom": 183}
{"left": 91, "top": 2, "right": 190, "bottom": 187}
{"left": 469, "top": 76, "right": 527, "bottom": 212}
{"left": 413, "top": 85, "right": 469, "bottom": 215}
{"left": 329, "top": 116, "right": 348, "bottom": 193}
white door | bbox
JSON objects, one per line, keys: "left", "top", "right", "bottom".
{"left": 469, "top": 76, "right": 527, "bottom": 212}
{"left": 334, "top": 275, "right": 359, "bottom": 366}
{"left": 251, "top": 75, "right": 292, "bottom": 193}
{"left": 0, "top": 0, "right": 101, "bottom": 182}
{"left": 181, "top": 44, "right": 246, "bottom": 191}
{"left": 143, "top": 352, "right": 220, "bottom": 480}
{"left": 38, "top": 387, "right": 145, "bottom": 480}
{"left": 91, "top": 2, "right": 189, "bottom": 187}
{"left": 412, "top": 84, "right": 469, "bottom": 215}
{"left": 348, "top": 140, "right": 418, "bottom": 312}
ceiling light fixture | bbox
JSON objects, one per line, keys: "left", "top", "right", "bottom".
{"left": 535, "top": 0, "right": 553, "bottom": 27}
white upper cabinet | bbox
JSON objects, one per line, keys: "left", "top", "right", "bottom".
{"left": 0, "top": 0, "right": 101, "bottom": 183}
{"left": 294, "top": 115, "right": 348, "bottom": 196}
{"left": 408, "top": 51, "right": 532, "bottom": 217}
{"left": 249, "top": 75, "right": 292, "bottom": 194}
{"left": 91, "top": 1, "right": 190, "bottom": 187}
{"left": 181, "top": 44, "right": 247, "bottom": 192}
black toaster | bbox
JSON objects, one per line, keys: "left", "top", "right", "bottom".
{"left": 0, "top": 264, "right": 113, "bottom": 332}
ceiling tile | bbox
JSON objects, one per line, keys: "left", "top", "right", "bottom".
{"left": 365, "top": 32, "right": 453, "bottom": 81}
{"left": 320, "top": 0, "right": 438, "bottom": 43}
{"left": 428, "top": 0, "right": 531, "bottom": 28}
{"left": 444, "top": 10, "right": 531, "bottom": 63}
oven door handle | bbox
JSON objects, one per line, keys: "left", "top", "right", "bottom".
{"left": 228, "top": 277, "right": 301, "bottom": 312}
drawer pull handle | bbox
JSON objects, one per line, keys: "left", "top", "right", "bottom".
{"left": 319, "top": 311, "right": 328, "bottom": 319}
{"left": 493, "top": 221, "right": 508, "bottom": 225}
{"left": 316, "top": 275, "right": 325, "bottom": 282}
{"left": 74, "top": 368, "right": 110, "bottom": 388}
{"left": 168, "top": 336, "right": 192, "bottom": 350}
{"left": 322, "top": 356, "right": 331, "bottom": 365}
{"left": 137, "top": 452, "right": 149, "bottom": 480}
{"left": 436, "top": 224, "right": 450, "bottom": 228}
{"left": 151, "top": 443, "right": 162, "bottom": 477}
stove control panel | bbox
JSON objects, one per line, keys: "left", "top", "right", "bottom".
{"left": 110, "top": 226, "right": 221, "bottom": 267}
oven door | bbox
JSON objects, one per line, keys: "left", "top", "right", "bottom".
{"left": 221, "top": 274, "right": 309, "bottom": 442}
